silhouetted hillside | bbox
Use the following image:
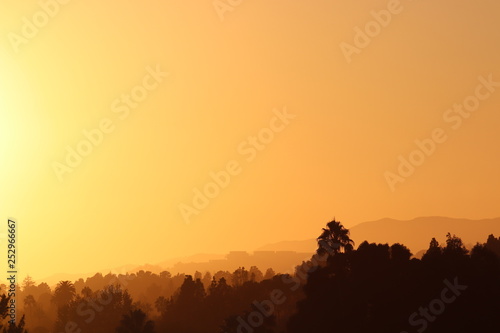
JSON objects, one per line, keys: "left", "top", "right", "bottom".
{"left": 8, "top": 219, "right": 500, "bottom": 333}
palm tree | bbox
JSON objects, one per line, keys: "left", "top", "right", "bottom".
{"left": 317, "top": 218, "right": 354, "bottom": 256}
{"left": 116, "top": 309, "right": 155, "bottom": 333}
{"left": 52, "top": 281, "right": 76, "bottom": 308}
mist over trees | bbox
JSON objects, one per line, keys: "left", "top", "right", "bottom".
{"left": 1, "top": 219, "right": 499, "bottom": 333}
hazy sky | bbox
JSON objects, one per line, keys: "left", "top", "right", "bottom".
{"left": 0, "top": 0, "right": 499, "bottom": 280}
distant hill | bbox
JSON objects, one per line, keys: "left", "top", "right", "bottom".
{"left": 156, "top": 253, "right": 227, "bottom": 269}
{"left": 256, "top": 216, "right": 500, "bottom": 255}
{"left": 38, "top": 217, "right": 500, "bottom": 285}
{"left": 255, "top": 239, "right": 317, "bottom": 253}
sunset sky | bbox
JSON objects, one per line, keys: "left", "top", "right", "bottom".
{"left": 0, "top": 0, "right": 499, "bottom": 281}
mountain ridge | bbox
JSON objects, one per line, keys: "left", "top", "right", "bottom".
{"left": 256, "top": 216, "right": 500, "bottom": 254}
{"left": 38, "top": 216, "right": 500, "bottom": 285}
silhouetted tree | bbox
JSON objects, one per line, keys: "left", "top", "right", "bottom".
{"left": 81, "top": 286, "right": 92, "bottom": 298}
{"left": 389, "top": 243, "right": 412, "bottom": 265}
{"left": 0, "top": 295, "right": 10, "bottom": 331}
{"left": 176, "top": 275, "right": 206, "bottom": 308}
{"left": 2, "top": 316, "right": 28, "bottom": 333}
{"left": 232, "top": 268, "right": 249, "bottom": 287}
{"left": 421, "top": 237, "right": 442, "bottom": 263}
{"left": 443, "top": 232, "right": 469, "bottom": 257}
{"left": 116, "top": 309, "right": 154, "bottom": 333}
{"left": 202, "top": 272, "right": 212, "bottom": 289}
{"left": 263, "top": 268, "right": 275, "bottom": 280}
{"left": 52, "top": 281, "right": 76, "bottom": 308}
{"left": 22, "top": 276, "right": 36, "bottom": 296}
{"left": 249, "top": 266, "right": 264, "bottom": 282}
{"left": 317, "top": 218, "right": 354, "bottom": 256}
{"left": 23, "top": 295, "right": 37, "bottom": 324}
{"left": 485, "top": 234, "right": 500, "bottom": 257}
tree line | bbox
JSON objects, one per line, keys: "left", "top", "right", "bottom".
{"left": 1, "top": 219, "right": 499, "bottom": 332}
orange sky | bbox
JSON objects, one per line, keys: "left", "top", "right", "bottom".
{"left": 0, "top": 0, "right": 499, "bottom": 280}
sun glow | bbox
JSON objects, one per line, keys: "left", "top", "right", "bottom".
{"left": 0, "top": 55, "right": 39, "bottom": 184}
{"left": 0, "top": 80, "right": 14, "bottom": 157}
